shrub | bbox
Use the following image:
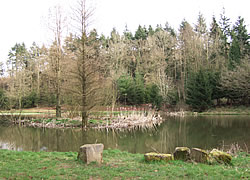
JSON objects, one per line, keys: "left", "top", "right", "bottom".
{"left": 0, "top": 89, "right": 9, "bottom": 109}
{"left": 22, "top": 91, "right": 38, "bottom": 108}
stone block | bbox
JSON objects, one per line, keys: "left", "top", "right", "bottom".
{"left": 173, "top": 147, "right": 191, "bottom": 161}
{"left": 209, "top": 149, "right": 232, "bottom": 164}
{"left": 144, "top": 152, "right": 174, "bottom": 162}
{"left": 190, "top": 148, "right": 209, "bottom": 163}
{"left": 77, "top": 144, "right": 104, "bottom": 164}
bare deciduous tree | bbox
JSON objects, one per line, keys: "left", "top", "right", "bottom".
{"left": 47, "top": 5, "right": 67, "bottom": 117}
{"left": 70, "top": 0, "right": 103, "bottom": 128}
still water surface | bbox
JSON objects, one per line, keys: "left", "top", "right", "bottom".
{"left": 0, "top": 115, "right": 249, "bottom": 153}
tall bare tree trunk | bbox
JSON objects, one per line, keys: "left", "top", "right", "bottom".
{"left": 81, "top": 35, "right": 88, "bottom": 127}
{"left": 56, "top": 38, "right": 62, "bottom": 118}
{"left": 48, "top": 5, "right": 66, "bottom": 118}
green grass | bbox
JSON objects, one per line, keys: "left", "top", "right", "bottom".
{"left": 0, "top": 149, "right": 249, "bottom": 179}
{"left": 89, "top": 119, "right": 100, "bottom": 124}
{"left": 66, "top": 120, "right": 81, "bottom": 127}
{"left": 1, "top": 109, "right": 56, "bottom": 115}
{"left": 0, "top": 112, "right": 45, "bottom": 115}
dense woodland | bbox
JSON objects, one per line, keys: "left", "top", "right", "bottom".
{"left": 0, "top": 1, "right": 249, "bottom": 125}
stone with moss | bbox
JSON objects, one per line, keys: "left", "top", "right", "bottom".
{"left": 173, "top": 147, "right": 191, "bottom": 161}
{"left": 209, "top": 149, "right": 232, "bottom": 164}
{"left": 144, "top": 152, "right": 174, "bottom": 162}
{"left": 190, "top": 148, "right": 209, "bottom": 163}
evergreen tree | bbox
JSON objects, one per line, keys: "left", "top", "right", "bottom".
{"left": 186, "top": 69, "right": 214, "bottom": 112}
{"left": 117, "top": 73, "right": 146, "bottom": 105}
{"left": 133, "top": 72, "right": 145, "bottom": 104}
{"left": 110, "top": 28, "right": 121, "bottom": 43}
{"left": 7, "top": 43, "right": 32, "bottom": 109}
{"left": 7, "top": 43, "right": 29, "bottom": 73}
{"left": 123, "top": 25, "right": 134, "bottom": 40}
{"left": 229, "top": 31, "right": 241, "bottom": 67}
{"left": 148, "top": 25, "right": 154, "bottom": 36}
{"left": 164, "top": 22, "right": 176, "bottom": 37}
{"left": 209, "top": 16, "right": 221, "bottom": 64}
{"left": 233, "top": 17, "right": 249, "bottom": 53}
{"left": 0, "top": 89, "right": 9, "bottom": 109}
{"left": 117, "top": 74, "right": 134, "bottom": 104}
{"left": 135, "top": 25, "right": 148, "bottom": 40}
{"left": 229, "top": 16, "right": 250, "bottom": 68}
{"left": 155, "top": 24, "right": 163, "bottom": 32}
{"left": 219, "top": 8, "right": 231, "bottom": 59}
{"left": 210, "top": 16, "right": 221, "bottom": 40}
{"left": 195, "top": 12, "right": 207, "bottom": 36}
{"left": 145, "top": 84, "right": 162, "bottom": 109}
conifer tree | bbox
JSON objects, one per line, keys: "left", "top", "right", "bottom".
{"left": 229, "top": 16, "right": 250, "bottom": 68}
{"left": 186, "top": 69, "right": 214, "bottom": 112}
{"left": 219, "top": 8, "right": 231, "bottom": 60}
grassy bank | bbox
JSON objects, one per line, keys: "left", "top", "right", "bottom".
{"left": 188, "top": 106, "right": 250, "bottom": 115}
{"left": 0, "top": 149, "right": 249, "bottom": 179}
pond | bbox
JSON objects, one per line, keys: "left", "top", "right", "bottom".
{"left": 0, "top": 115, "right": 249, "bottom": 153}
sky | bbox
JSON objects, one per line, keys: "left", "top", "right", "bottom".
{"left": 0, "top": 0, "right": 249, "bottom": 63}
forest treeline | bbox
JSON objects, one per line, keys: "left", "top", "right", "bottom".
{"left": 0, "top": 2, "right": 249, "bottom": 125}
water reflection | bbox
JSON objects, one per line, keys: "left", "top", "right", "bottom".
{"left": 0, "top": 115, "right": 249, "bottom": 153}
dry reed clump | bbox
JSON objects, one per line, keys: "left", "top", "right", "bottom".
{"left": 219, "top": 142, "right": 248, "bottom": 156}
{"left": 95, "top": 110, "right": 163, "bottom": 130}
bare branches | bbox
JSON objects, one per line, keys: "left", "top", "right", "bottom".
{"left": 46, "top": 4, "right": 69, "bottom": 117}
{"left": 71, "top": 0, "right": 95, "bottom": 37}
{"left": 62, "top": 0, "right": 102, "bottom": 127}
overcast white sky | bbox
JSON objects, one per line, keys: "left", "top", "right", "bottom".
{"left": 0, "top": 0, "right": 249, "bottom": 63}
